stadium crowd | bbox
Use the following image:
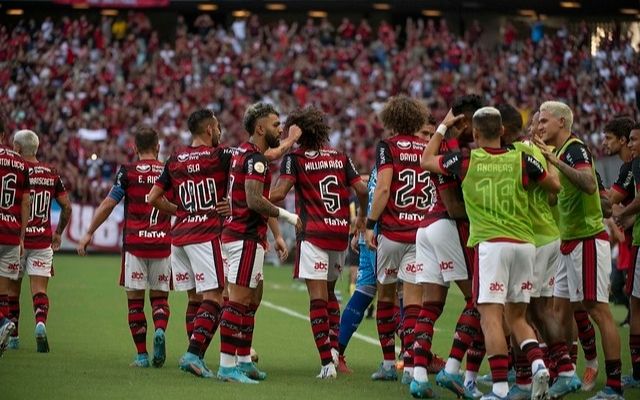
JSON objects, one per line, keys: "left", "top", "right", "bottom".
{"left": 1, "top": 12, "right": 639, "bottom": 205}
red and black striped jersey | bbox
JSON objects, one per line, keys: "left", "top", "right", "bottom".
{"left": 222, "top": 142, "right": 271, "bottom": 247}
{"left": 110, "top": 160, "right": 171, "bottom": 258}
{"left": 0, "top": 146, "right": 30, "bottom": 246}
{"left": 376, "top": 135, "right": 434, "bottom": 243}
{"left": 156, "top": 145, "right": 233, "bottom": 246}
{"left": 420, "top": 140, "right": 456, "bottom": 228}
{"left": 280, "top": 147, "right": 361, "bottom": 251}
{"left": 24, "top": 162, "right": 66, "bottom": 250}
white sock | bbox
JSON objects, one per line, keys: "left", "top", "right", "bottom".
{"left": 493, "top": 381, "right": 509, "bottom": 397}
{"left": 414, "top": 366, "right": 428, "bottom": 383}
{"left": 220, "top": 353, "right": 236, "bottom": 368}
{"left": 519, "top": 338, "right": 538, "bottom": 350}
{"left": 383, "top": 360, "right": 396, "bottom": 369}
{"left": 586, "top": 358, "right": 598, "bottom": 369}
{"left": 532, "top": 358, "right": 546, "bottom": 373}
{"left": 237, "top": 355, "right": 251, "bottom": 363}
{"left": 464, "top": 371, "right": 477, "bottom": 386}
{"left": 445, "top": 358, "right": 461, "bottom": 375}
{"left": 404, "top": 366, "right": 414, "bottom": 376}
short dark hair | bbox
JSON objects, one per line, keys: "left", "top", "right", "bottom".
{"left": 243, "top": 102, "right": 279, "bottom": 135}
{"left": 134, "top": 124, "right": 159, "bottom": 153}
{"left": 495, "top": 103, "right": 523, "bottom": 136}
{"left": 604, "top": 117, "right": 635, "bottom": 140}
{"left": 452, "top": 94, "right": 484, "bottom": 116}
{"left": 285, "top": 107, "right": 329, "bottom": 150}
{"left": 632, "top": 123, "right": 640, "bottom": 131}
{"left": 0, "top": 109, "right": 6, "bottom": 137}
{"left": 473, "top": 107, "right": 503, "bottom": 140}
{"left": 379, "top": 95, "right": 428, "bottom": 135}
{"left": 187, "top": 109, "right": 215, "bottom": 136}
{"left": 426, "top": 113, "right": 437, "bottom": 126}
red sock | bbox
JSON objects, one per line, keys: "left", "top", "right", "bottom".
{"left": 310, "top": 299, "right": 332, "bottom": 365}
{"left": 466, "top": 333, "right": 486, "bottom": 373}
{"left": 402, "top": 305, "right": 420, "bottom": 368}
{"left": 8, "top": 296, "right": 19, "bottom": 337}
{"left": 630, "top": 334, "right": 640, "bottom": 379}
{"left": 0, "top": 294, "right": 8, "bottom": 319}
{"left": 605, "top": 359, "right": 623, "bottom": 394}
{"left": 33, "top": 292, "right": 49, "bottom": 325}
{"left": 549, "top": 342, "right": 573, "bottom": 375}
{"left": 377, "top": 301, "right": 397, "bottom": 361}
{"left": 570, "top": 341, "right": 578, "bottom": 366}
{"left": 150, "top": 297, "right": 169, "bottom": 332}
{"left": 185, "top": 301, "right": 199, "bottom": 340}
{"left": 574, "top": 310, "right": 597, "bottom": 361}
{"left": 413, "top": 301, "right": 444, "bottom": 369}
{"left": 127, "top": 298, "right": 147, "bottom": 354}
{"left": 449, "top": 299, "right": 481, "bottom": 362}
{"left": 327, "top": 293, "right": 340, "bottom": 351}
{"left": 187, "top": 300, "right": 221, "bottom": 356}
{"left": 219, "top": 301, "right": 246, "bottom": 357}
{"left": 237, "top": 303, "right": 258, "bottom": 358}
{"left": 521, "top": 340, "right": 544, "bottom": 365}
{"left": 515, "top": 353, "right": 532, "bottom": 386}
{"left": 393, "top": 304, "right": 402, "bottom": 344}
{"left": 489, "top": 354, "right": 509, "bottom": 383}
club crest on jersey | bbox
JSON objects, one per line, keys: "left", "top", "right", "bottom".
{"left": 136, "top": 164, "right": 151, "bottom": 173}
{"left": 304, "top": 150, "right": 319, "bottom": 159}
{"left": 397, "top": 140, "right": 412, "bottom": 150}
{"left": 254, "top": 161, "right": 266, "bottom": 174}
{"left": 177, "top": 153, "right": 190, "bottom": 162}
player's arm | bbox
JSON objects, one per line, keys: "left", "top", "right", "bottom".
{"left": 352, "top": 180, "right": 368, "bottom": 234}
{"left": 76, "top": 196, "right": 118, "bottom": 255}
{"left": 264, "top": 125, "right": 302, "bottom": 162}
{"left": 147, "top": 185, "right": 177, "bottom": 216}
{"left": 440, "top": 185, "right": 467, "bottom": 219}
{"left": 20, "top": 192, "right": 29, "bottom": 246}
{"left": 524, "top": 153, "right": 561, "bottom": 194}
{"left": 245, "top": 178, "right": 301, "bottom": 230}
{"left": 533, "top": 137, "right": 596, "bottom": 194}
{"left": 53, "top": 193, "right": 72, "bottom": 251}
{"left": 270, "top": 178, "right": 294, "bottom": 204}
{"left": 420, "top": 109, "right": 465, "bottom": 174}
{"left": 268, "top": 217, "right": 288, "bottom": 262}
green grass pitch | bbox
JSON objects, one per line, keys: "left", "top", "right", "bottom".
{"left": 0, "top": 254, "right": 633, "bottom": 399}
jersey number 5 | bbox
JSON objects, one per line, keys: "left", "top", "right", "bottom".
{"left": 319, "top": 175, "right": 341, "bottom": 214}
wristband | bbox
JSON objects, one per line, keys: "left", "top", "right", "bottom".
{"left": 436, "top": 124, "right": 447, "bottom": 137}
{"left": 277, "top": 207, "right": 299, "bottom": 226}
{"left": 366, "top": 218, "right": 377, "bottom": 230}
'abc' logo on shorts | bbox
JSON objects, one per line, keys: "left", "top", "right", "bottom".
{"left": 175, "top": 272, "right": 190, "bottom": 282}
{"left": 405, "top": 263, "right": 423, "bottom": 273}
{"left": 195, "top": 273, "right": 205, "bottom": 282}
{"left": 439, "top": 261, "right": 454, "bottom": 271}
{"left": 314, "top": 262, "right": 328, "bottom": 271}
{"left": 520, "top": 281, "right": 533, "bottom": 291}
{"left": 8, "top": 263, "right": 19, "bottom": 271}
{"left": 548, "top": 277, "right": 555, "bottom": 287}
{"left": 489, "top": 282, "right": 504, "bottom": 292}
{"left": 158, "top": 274, "right": 170, "bottom": 283}
{"left": 32, "top": 260, "right": 47, "bottom": 268}
{"left": 384, "top": 268, "right": 398, "bottom": 276}
{"left": 131, "top": 272, "right": 144, "bottom": 280}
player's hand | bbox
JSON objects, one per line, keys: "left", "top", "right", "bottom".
{"left": 274, "top": 235, "right": 289, "bottom": 262}
{"left": 441, "top": 108, "right": 464, "bottom": 128}
{"left": 354, "top": 215, "right": 365, "bottom": 235}
{"left": 77, "top": 233, "right": 92, "bottom": 256}
{"left": 365, "top": 229, "right": 377, "bottom": 250}
{"left": 288, "top": 124, "right": 303, "bottom": 143}
{"left": 52, "top": 232, "right": 62, "bottom": 251}
{"left": 294, "top": 216, "right": 303, "bottom": 233}
{"left": 532, "top": 136, "right": 559, "bottom": 165}
{"left": 216, "top": 198, "right": 231, "bottom": 217}
{"left": 350, "top": 234, "right": 360, "bottom": 253}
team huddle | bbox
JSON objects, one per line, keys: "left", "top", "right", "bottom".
{"left": 0, "top": 95, "right": 637, "bottom": 400}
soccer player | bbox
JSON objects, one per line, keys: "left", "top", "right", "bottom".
{"left": 78, "top": 125, "right": 171, "bottom": 367}
{"left": 613, "top": 123, "right": 640, "bottom": 389}
{"left": 0, "top": 119, "right": 30, "bottom": 358}
{"left": 497, "top": 104, "right": 582, "bottom": 399}
{"left": 216, "top": 102, "right": 300, "bottom": 383}
{"left": 422, "top": 107, "right": 560, "bottom": 400}
{"left": 7, "top": 130, "right": 71, "bottom": 353}
{"left": 365, "top": 95, "right": 432, "bottom": 381}
{"left": 534, "top": 100, "right": 623, "bottom": 400}
{"left": 147, "top": 110, "right": 233, "bottom": 377}
{"left": 270, "top": 106, "right": 368, "bottom": 378}
{"left": 412, "top": 96, "right": 486, "bottom": 400}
